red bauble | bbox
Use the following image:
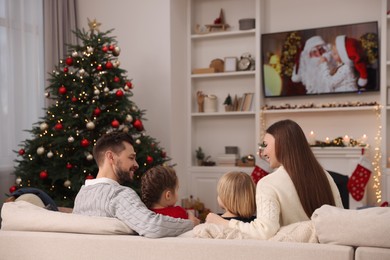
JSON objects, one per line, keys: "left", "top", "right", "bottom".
{"left": 54, "top": 123, "right": 63, "bottom": 131}
{"left": 102, "top": 46, "right": 108, "bottom": 52}
{"left": 146, "top": 155, "right": 154, "bottom": 164}
{"left": 114, "top": 76, "right": 120, "bottom": 83}
{"left": 39, "top": 170, "right": 48, "bottom": 180}
{"left": 133, "top": 119, "right": 143, "bottom": 131}
{"left": 109, "top": 44, "right": 115, "bottom": 51}
{"left": 115, "top": 90, "right": 124, "bottom": 98}
{"left": 86, "top": 174, "right": 95, "bottom": 180}
{"left": 66, "top": 163, "right": 73, "bottom": 169}
{"left": 93, "top": 107, "right": 101, "bottom": 116}
{"left": 59, "top": 85, "right": 67, "bottom": 95}
{"left": 161, "top": 151, "right": 167, "bottom": 158}
{"left": 97, "top": 64, "right": 103, "bottom": 71}
{"left": 111, "top": 119, "right": 120, "bottom": 128}
{"left": 9, "top": 185, "right": 17, "bottom": 193}
{"left": 71, "top": 96, "right": 78, "bottom": 102}
{"left": 65, "top": 57, "right": 73, "bottom": 66}
{"left": 18, "top": 149, "right": 25, "bottom": 155}
{"left": 105, "top": 61, "right": 113, "bottom": 69}
{"left": 126, "top": 81, "right": 133, "bottom": 89}
{"left": 80, "top": 138, "right": 90, "bottom": 147}
{"left": 63, "top": 67, "right": 69, "bottom": 73}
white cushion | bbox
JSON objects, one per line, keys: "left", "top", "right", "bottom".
{"left": 311, "top": 204, "right": 390, "bottom": 248}
{"left": 1, "top": 201, "right": 134, "bottom": 235}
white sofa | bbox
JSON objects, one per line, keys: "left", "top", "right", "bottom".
{"left": 0, "top": 201, "right": 389, "bottom": 260}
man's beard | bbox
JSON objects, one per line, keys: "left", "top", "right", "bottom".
{"left": 301, "top": 56, "right": 323, "bottom": 93}
{"left": 114, "top": 164, "right": 132, "bottom": 184}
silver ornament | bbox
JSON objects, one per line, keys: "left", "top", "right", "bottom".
{"left": 72, "top": 51, "right": 78, "bottom": 57}
{"left": 136, "top": 139, "right": 141, "bottom": 145}
{"left": 64, "top": 180, "right": 71, "bottom": 188}
{"left": 37, "top": 146, "right": 45, "bottom": 155}
{"left": 86, "top": 121, "right": 95, "bottom": 130}
{"left": 86, "top": 153, "right": 93, "bottom": 161}
{"left": 40, "top": 122, "right": 48, "bottom": 131}
{"left": 16, "top": 177, "right": 22, "bottom": 185}
{"left": 47, "top": 151, "right": 54, "bottom": 158}
{"left": 68, "top": 136, "right": 75, "bottom": 143}
{"left": 126, "top": 114, "right": 133, "bottom": 122}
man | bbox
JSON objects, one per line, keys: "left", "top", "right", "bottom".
{"left": 291, "top": 35, "right": 335, "bottom": 94}
{"left": 73, "top": 131, "right": 199, "bottom": 238}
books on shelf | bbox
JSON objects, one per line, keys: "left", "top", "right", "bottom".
{"left": 233, "top": 93, "right": 254, "bottom": 112}
{"left": 216, "top": 153, "right": 239, "bottom": 166}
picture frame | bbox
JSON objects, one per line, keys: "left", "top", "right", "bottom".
{"left": 224, "top": 57, "right": 237, "bottom": 72}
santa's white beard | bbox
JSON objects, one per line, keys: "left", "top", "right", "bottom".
{"left": 300, "top": 56, "right": 324, "bottom": 93}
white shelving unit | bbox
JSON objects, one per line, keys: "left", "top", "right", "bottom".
{"left": 186, "top": 0, "right": 389, "bottom": 212}
{"left": 187, "top": 0, "right": 260, "bottom": 213}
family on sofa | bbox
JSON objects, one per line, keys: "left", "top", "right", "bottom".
{"left": 5, "top": 118, "right": 376, "bottom": 243}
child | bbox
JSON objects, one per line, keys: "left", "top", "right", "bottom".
{"left": 217, "top": 171, "right": 256, "bottom": 223}
{"left": 141, "top": 165, "right": 188, "bottom": 219}
{"left": 319, "top": 35, "right": 367, "bottom": 92}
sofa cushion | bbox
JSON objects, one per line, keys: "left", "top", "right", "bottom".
{"left": 311, "top": 204, "right": 390, "bottom": 248}
{"left": 1, "top": 201, "right": 134, "bottom": 235}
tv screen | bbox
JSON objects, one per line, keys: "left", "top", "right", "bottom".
{"left": 261, "top": 21, "right": 379, "bottom": 98}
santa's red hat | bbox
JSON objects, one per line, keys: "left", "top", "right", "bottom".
{"left": 335, "top": 35, "right": 368, "bottom": 87}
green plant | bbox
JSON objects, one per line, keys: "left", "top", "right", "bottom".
{"left": 223, "top": 94, "right": 232, "bottom": 106}
{"left": 195, "top": 147, "right": 205, "bottom": 160}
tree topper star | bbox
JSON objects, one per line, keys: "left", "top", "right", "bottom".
{"left": 88, "top": 18, "right": 101, "bottom": 34}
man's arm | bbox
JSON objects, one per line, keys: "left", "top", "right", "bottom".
{"left": 112, "top": 188, "right": 196, "bottom": 238}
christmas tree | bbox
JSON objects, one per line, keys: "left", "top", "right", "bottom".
{"left": 10, "top": 20, "right": 169, "bottom": 207}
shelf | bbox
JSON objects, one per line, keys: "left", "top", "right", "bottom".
{"left": 262, "top": 106, "right": 379, "bottom": 114}
{"left": 192, "top": 111, "right": 255, "bottom": 117}
{"left": 190, "top": 166, "right": 254, "bottom": 173}
{"left": 387, "top": 60, "right": 390, "bottom": 66}
{"left": 191, "top": 71, "right": 255, "bottom": 79}
{"left": 191, "top": 29, "right": 255, "bottom": 40}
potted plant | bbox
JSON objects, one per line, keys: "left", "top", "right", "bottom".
{"left": 195, "top": 147, "right": 205, "bottom": 166}
{"left": 223, "top": 93, "right": 233, "bottom": 111}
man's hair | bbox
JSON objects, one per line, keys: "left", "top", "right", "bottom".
{"left": 217, "top": 171, "right": 256, "bottom": 218}
{"left": 141, "top": 165, "right": 177, "bottom": 208}
{"left": 92, "top": 132, "right": 135, "bottom": 166}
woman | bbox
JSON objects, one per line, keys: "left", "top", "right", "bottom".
{"left": 206, "top": 119, "right": 343, "bottom": 239}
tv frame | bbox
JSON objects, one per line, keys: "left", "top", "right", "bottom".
{"left": 261, "top": 21, "right": 380, "bottom": 98}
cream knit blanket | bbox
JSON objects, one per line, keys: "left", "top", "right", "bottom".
{"left": 193, "top": 221, "right": 318, "bottom": 243}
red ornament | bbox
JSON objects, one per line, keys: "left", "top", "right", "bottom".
{"left": 146, "top": 155, "right": 154, "bottom": 164}
{"left": 93, "top": 107, "right": 101, "bottom": 116}
{"left": 97, "top": 64, "right": 103, "bottom": 71}
{"left": 102, "top": 46, "right": 108, "bottom": 52}
{"left": 9, "top": 185, "right": 17, "bottom": 193}
{"left": 111, "top": 119, "right": 120, "bottom": 128}
{"left": 65, "top": 57, "right": 73, "bottom": 66}
{"left": 18, "top": 149, "right": 25, "bottom": 155}
{"left": 109, "top": 44, "right": 115, "bottom": 51}
{"left": 133, "top": 119, "right": 143, "bottom": 131}
{"left": 161, "top": 151, "right": 166, "bottom": 158}
{"left": 80, "top": 138, "right": 90, "bottom": 147}
{"left": 39, "top": 170, "right": 48, "bottom": 180}
{"left": 71, "top": 96, "right": 78, "bottom": 102}
{"left": 59, "top": 85, "right": 67, "bottom": 95}
{"left": 86, "top": 174, "right": 95, "bottom": 180}
{"left": 105, "top": 61, "right": 113, "bottom": 69}
{"left": 54, "top": 123, "right": 63, "bottom": 131}
{"left": 115, "top": 89, "right": 124, "bottom": 98}
{"left": 114, "top": 76, "right": 120, "bottom": 83}
{"left": 66, "top": 163, "right": 73, "bottom": 169}
{"left": 63, "top": 67, "right": 69, "bottom": 73}
{"left": 126, "top": 81, "right": 133, "bottom": 89}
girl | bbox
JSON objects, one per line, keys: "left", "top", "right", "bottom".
{"left": 141, "top": 165, "right": 188, "bottom": 219}
{"left": 217, "top": 171, "right": 256, "bottom": 223}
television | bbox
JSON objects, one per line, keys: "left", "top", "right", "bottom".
{"left": 261, "top": 21, "right": 379, "bottom": 98}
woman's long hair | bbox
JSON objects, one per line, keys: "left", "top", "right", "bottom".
{"left": 266, "top": 119, "right": 336, "bottom": 217}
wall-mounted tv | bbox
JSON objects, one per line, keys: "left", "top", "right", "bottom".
{"left": 261, "top": 21, "right": 379, "bottom": 98}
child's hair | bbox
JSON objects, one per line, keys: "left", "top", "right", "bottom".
{"left": 141, "top": 165, "right": 178, "bottom": 208}
{"left": 217, "top": 171, "right": 256, "bottom": 218}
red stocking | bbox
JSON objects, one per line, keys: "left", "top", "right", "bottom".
{"left": 347, "top": 156, "right": 372, "bottom": 201}
{"left": 251, "top": 158, "right": 271, "bottom": 184}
